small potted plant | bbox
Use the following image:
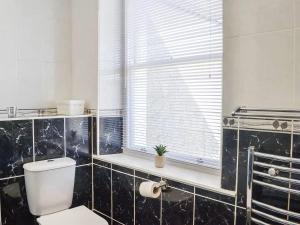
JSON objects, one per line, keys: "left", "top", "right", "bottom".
{"left": 154, "top": 144, "right": 167, "bottom": 168}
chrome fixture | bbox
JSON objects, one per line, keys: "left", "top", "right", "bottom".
{"left": 158, "top": 180, "right": 168, "bottom": 191}
{"left": 246, "top": 147, "right": 300, "bottom": 225}
{"left": 0, "top": 107, "right": 95, "bottom": 118}
{"left": 7, "top": 106, "right": 17, "bottom": 118}
{"left": 232, "top": 106, "right": 300, "bottom": 119}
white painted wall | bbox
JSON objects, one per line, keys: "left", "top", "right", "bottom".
{"left": 71, "top": 0, "right": 98, "bottom": 109}
{"left": 223, "top": 0, "right": 300, "bottom": 115}
{"left": 0, "top": 0, "right": 72, "bottom": 108}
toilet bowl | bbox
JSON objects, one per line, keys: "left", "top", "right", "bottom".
{"left": 23, "top": 158, "right": 108, "bottom": 225}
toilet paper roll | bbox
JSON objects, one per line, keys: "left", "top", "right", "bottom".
{"left": 139, "top": 181, "right": 161, "bottom": 198}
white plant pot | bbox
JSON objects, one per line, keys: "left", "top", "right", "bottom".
{"left": 155, "top": 155, "right": 166, "bottom": 168}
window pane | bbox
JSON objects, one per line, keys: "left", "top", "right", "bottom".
{"left": 125, "top": 0, "right": 223, "bottom": 167}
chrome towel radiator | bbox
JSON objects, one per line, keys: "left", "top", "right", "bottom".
{"left": 246, "top": 147, "right": 300, "bottom": 225}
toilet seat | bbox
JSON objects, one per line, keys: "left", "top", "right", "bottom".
{"left": 37, "top": 206, "right": 109, "bottom": 225}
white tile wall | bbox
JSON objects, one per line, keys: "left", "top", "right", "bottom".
{"left": 0, "top": 0, "right": 72, "bottom": 108}
{"left": 98, "top": 0, "right": 123, "bottom": 111}
{"left": 223, "top": 0, "right": 300, "bottom": 115}
{"left": 0, "top": 0, "right": 99, "bottom": 110}
{"left": 71, "top": 0, "right": 98, "bottom": 109}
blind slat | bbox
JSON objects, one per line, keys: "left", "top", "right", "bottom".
{"left": 126, "top": 0, "right": 223, "bottom": 166}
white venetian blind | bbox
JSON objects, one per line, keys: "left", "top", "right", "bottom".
{"left": 125, "top": 0, "right": 223, "bottom": 167}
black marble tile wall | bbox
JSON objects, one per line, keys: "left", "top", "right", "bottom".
{"left": 194, "top": 195, "right": 234, "bottom": 225}
{"left": 237, "top": 130, "right": 291, "bottom": 208}
{"left": 135, "top": 177, "right": 161, "bottom": 225}
{"left": 0, "top": 177, "right": 34, "bottom": 225}
{"left": 93, "top": 160, "right": 237, "bottom": 225}
{"left": 221, "top": 117, "right": 300, "bottom": 225}
{"left": 99, "top": 117, "right": 123, "bottom": 155}
{"left": 94, "top": 164, "right": 112, "bottom": 216}
{"left": 92, "top": 117, "right": 97, "bottom": 155}
{"left": 195, "top": 187, "right": 235, "bottom": 205}
{"left": 162, "top": 187, "right": 194, "bottom": 225}
{"left": 72, "top": 165, "right": 92, "bottom": 209}
{"left": 112, "top": 170, "right": 134, "bottom": 225}
{"left": 0, "top": 120, "right": 33, "bottom": 179}
{"left": 236, "top": 207, "right": 247, "bottom": 225}
{"left": 34, "top": 118, "right": 65, "bottom": 161}
{"left": 0, "top": 116, "right": 93, "bottom": 225}
{"left": 221, "top": 128, "right": 238, "bottom": 191}
{"left": 112, "top": 164, "right": 134, "bottom": 175}
{"left": 66, "top": 117, "right": 92, "bottom": 165}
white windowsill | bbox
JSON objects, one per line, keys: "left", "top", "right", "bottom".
{"left": 93, "top": 151, "right": 235, "bottom": 197}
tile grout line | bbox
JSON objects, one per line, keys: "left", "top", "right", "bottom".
{"left": 160, "top": 177, "right": 163, "bottom": 225}
{"left": 0, "top": 175, "right": 25, "bottom": 181}
{"left": 133, "top": 170, "right": 136, "bottom": 225}
{"left": 64, "top": 118, "right": 66, "bottom": 157}
{"left": 76, "top": 163, "right": 92, "bottom": 168}
{"left": 287, "top": 120, "right": 294, "bottom": 220}
{"left": 32, "top": 119, "right": 35, "bottom": 162}
{"left": 194, "top": 193, "right": 236, "bottom": 208}
{"left": 92, "top": 151, "right": 95, "bottom": 210}
{"left": 110, "top": 163, "right": 113, "bottom": 225}
{"left": 234, "top": 117, "right": 240, "bottom": 225}
{"left": 92, "top": 166, "right": 94, "bottom": 210}
{"left": 192, "top": 187, "right": 195, "bottom": 225}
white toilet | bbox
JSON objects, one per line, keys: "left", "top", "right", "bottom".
{"left": 23, "top": 157, "right": 108, "bottom": 225}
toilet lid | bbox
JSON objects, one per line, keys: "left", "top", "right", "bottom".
{"left": 37, "top": 206, "right": 109, "bottom": 225}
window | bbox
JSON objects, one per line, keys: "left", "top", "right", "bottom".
{"left": 125, "top": 0, "right": 223, "bottom": 168}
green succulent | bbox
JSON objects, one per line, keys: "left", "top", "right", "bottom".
{"left": 154, "top": 144, "right": 167, "bottom": 156}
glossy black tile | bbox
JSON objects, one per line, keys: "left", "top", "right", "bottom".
{"left": 162, "top": 187, "right": 193, "bottom": 225}
{"left": 194, "top": 195, "right": 234, "bottom": 225}
{"left": 221, "top": 128, "right": 238, "bottom": 191}
{"left": 112, "top": 170, "right": 134, "bottom": 225}
{"left": 253, "top": 204, "right": 287, "bottom": 224}
{"left": 34, "top": 118, "right": 64, "bottom": 161}
{"left": 195, "top": 187, "right": 235, "bottom": 205}
{"left": 237, "top": 130, "right": 291, "bottom": 207}
{"left": 0, "top": 177, "right": 35, "bottom": 225}
{"left": 94, "top": 159, "right": 111, "bottom": 169}
{"left": 92, "top": 117, "right": 97, "bottom": 155}
{"left": 66, "top": 117, "right": 91, "bottom": 165}
{"left": 112, "top": 164, "right": 134, "bottom": 175}
{"left": 236, "top": 208, "right": 247, "bottom": 225}
{"left": 135, "top": 170, "right": 161, "bottom": 182}
{"left": 72, "top": 165, "right": 92, "bottom": 209}
{"left": 99, "top": 117, "right": 123, "bottom": 155}
{"left": 252, "top": 182, "right": 288, "bottom": 211}
{"left": 165, "top": 179, "right": 194, "bottom": 193}
{"left": 0, "top": 120, "right": 33, "bottom": 178}
{"left": 135, "top": 177, "right": 160, "bottom": 225}
{"left": 94, "top": 164, "right": 112, "bottom": 216}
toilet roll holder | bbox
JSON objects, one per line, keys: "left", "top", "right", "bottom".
{"left": 156, "top": 180, "right": 168, "bottom": 191}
